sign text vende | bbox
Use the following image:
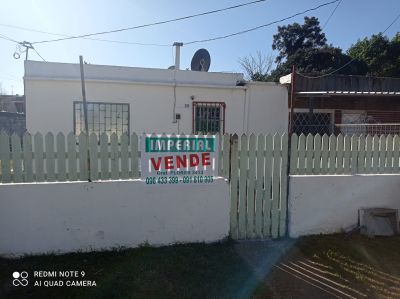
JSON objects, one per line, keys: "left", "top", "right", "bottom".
{"left": 141, "top": 135, "right": 219, "bottom": 184}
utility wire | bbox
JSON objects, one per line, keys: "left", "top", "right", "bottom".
{"left": 31, "top": 0, "right": 268, "bottom": 45}
{"left": 0, "top": 23, "right": 170, "bottom": 47}
{"left": 183, "top": 0, "right": 340, "bottom": 45}
{"left": 298, "top": 11, "right": 400, "bottom": 79}
{"left": 33, "top": 47, "right": 46, "bottom": 61}
{"left": 0, "top": 33, "right": 19, "bottom": 43}
{"left": 382, "top": 13, "right": 400, "bottom": 33}
{"left": 322, "top": 0, "right": 342, "bottom": 29}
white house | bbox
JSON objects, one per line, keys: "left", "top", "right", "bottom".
{"left": 24, "top": 60, "right": 288, "bottom": 135}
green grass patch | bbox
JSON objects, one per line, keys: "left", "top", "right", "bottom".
{"left": 2, "top": 235, "right": 400, "bottom": 298}
{"left": 0, "top": 241, "right": 257, "bottom": 299}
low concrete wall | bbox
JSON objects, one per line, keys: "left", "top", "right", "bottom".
{"left": 289, "top": 174, "right": 400, "bottom": 238}
{"left": 0, "top": 179, "right": 230, "bottom": 256}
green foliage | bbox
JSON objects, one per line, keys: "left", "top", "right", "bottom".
{"left": 268, "top": 46, "right": 367, "bottom": 82}
{"left": 272, "top": 16, "right": 327, "bottom": 64}
{"left": 240, "top": 16, "right": 399, "bottom": 82}
{"left": 347, "top": 33, "right": 400, "bottom": 77}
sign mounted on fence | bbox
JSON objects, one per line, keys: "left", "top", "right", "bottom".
{"left": 141, "top": 134, "right": 219, "bottom": 185}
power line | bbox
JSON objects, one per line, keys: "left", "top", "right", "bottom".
{"left": 0, "top": 33, "right": 19, "bottom": 43}
{"left": 298, "top": 11, "right": 400, "bottom": 79}
{"left": 322, "top": 0, "right": 342, "bottom": 29}
{"left": 183, "top": 0, "right": 340, "bottom": 45}
{"left": 33, "top": 47, "right": 46, "bottom": 62}
{"left": 31, "top": 0, "right": 268, "bottom": 45}
{"left": 0, "top": 23, "right": 170, "bottom": 47}
{"left": 382, "top": 13, "right": 400, "bottom": 33}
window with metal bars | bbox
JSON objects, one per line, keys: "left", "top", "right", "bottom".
{"left": 192, "top": 102, "right": 225, "bottom": 134}
{"left": 73, "top": 101, "right": 129, "bottom": 136}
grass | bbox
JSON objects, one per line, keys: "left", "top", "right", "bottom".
{"left": 1, "top": 234, "right": 400, "bottom": 298}
{"left": 0, "top": 241, "right": 258, "bottom": 299}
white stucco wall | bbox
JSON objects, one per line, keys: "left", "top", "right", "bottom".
{"left": 0, "top": 179, "right": 230, "bottom": 256}
{"left": 24, "top": 61, "right": 288, "bottom": 135}
{"left": 246, "top": 82, "right": 288, "bottom": 134}
{"left": 289, "top": 174, "right": 400, "bottom": 238}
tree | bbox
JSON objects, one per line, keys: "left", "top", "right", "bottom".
{"left": 267, "top": 16, "right": 366, "bottom": 81}
{"left": 268, "top": 46, "right": 367, "bottom": 81}
{"left": 272, "top": 16, "right": 327, "bottom": 64}
{"left": 347, "top": 33, "right": 400, "bottom": 77}
{"left": 238, "top": 51, "right": 274, "bottom": 81}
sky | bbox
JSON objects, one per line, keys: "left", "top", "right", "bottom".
{"left": 0, "top": 0, "right": 399, "bottom": 95}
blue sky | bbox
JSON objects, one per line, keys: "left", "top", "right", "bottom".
{"left": 0, "top": 0, "right": 399, "bottom": 95}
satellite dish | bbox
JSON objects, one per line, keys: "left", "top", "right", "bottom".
{"left": 191, "top": 49, "right": 211, "bottom": 72}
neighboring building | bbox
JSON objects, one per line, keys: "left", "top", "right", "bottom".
{"left": 280, "top": 73, "right": 400, "bottom": 135}
{"left": 24, "top": 60, "right": 288, "bottom": 135}
{"left": 0, "top": 94, "right": 26, "bottom": 135}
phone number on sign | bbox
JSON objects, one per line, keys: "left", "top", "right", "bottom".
{"left": 145, "top": 176, "right": 214, "bottom": 184}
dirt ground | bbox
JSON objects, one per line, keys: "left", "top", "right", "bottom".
{"left": 255, "top": 234, "right": 400, "bottom": 299}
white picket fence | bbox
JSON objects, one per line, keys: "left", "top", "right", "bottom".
{"left": 2, "top": 131, "right": 400, "bottom": 241}
{"left": 229, "top": 133, "right": 288, "bottom": 240}
{"left": 290, "top": 134, "right": 400, "bottom": 175}
{"left": 0, "top": 132, "right": 140, "bottom": 183}
{"left": 0, "top": 131, "right": 232, "bottom": 183}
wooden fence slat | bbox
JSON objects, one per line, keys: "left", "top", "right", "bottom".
{"left": 297, "top": 134, "right": 306, "bottom": 174}
{"left": 254, "top": 134, "right": 265, "bottom": 238}
{"left": 372, "top": 135, "right": 380, "bottom": 173}
{"left": 0, "top": 132, "right": 11, "bottom": 183}
{"left": 67, "top": 132, "right": 77, "bottom": 181}
{"left": 222, "top": 133, "right": 230, "bottom": 178}
{"left": 238, "top": 134, "right": 248, "bottom": 239}
{"left": 313, "top": 134, "right": 322, "bottom": 174}
{"left": 56, "top": 133, "right": 66, "bottom": 181}
{"left": 11, "top": 134, "right": 22, "bottom": 183}
{"left": 343, "top": 135, "right": 351, "bottom": 174}
{"left": 246, "top": 134, "right": 256, "bottom": 238}
{"left": 357, "top": 135, "right": 366, "bottom": 173}
{"left": 100, "top": 133, "right": 109, "bottom": 180}
{"left": 23, "top": 133, "right": 33, "bottom": 182}
{"left": 336, "top": 134, "right": 344, "bottom": 174}
{"left": 78, "top": 133, "right": 88, "bottom": 181}
{"left": 321, "top": 134, "right": 329, "bottom": 174}
{"left": 263, "top": 134, "right": 273, "bottom": 238}
{"left": 271, "top": 134, "right": 281, "bottom": 239}
{"left": 393, "top": 135, "right": 400, "bottom": 173}
{"left": 34, "top": 133, "right": 44, "bottom": 182}
{"left": 328, "top": 135, "right": 337, "bottom": 174}
{"left": 289, "top": 134, "right": 298, "bottom": 175}
{"left": 379, "top": 135, "right": 386, "bottom": 173}
{"left": 365, "top": 135, "right": 373, "bottom": 174}
{"left": 45, "top": 133, "right": 56, "bottom": 181}
{"left": 386, "top": 135, "right": 394, "bottom": 173}
{"left": 279, "top": 133, "right": 288, "bottom": 238}
{"left": 350, "top": 135, "right": 358, "bottom": 174}
{"left": 131, "top": 133, "right": 139, "bottom": 178}
{"left": 110, "top": 133, "right": 119, "bottom": 180}
{"left": 120, "top": 133, "right": 129, "bottom": 179}
{"left": 305, "top": 134, "right": 313, "bottom": 175}
{"left": 89, "top": 133, "right": 99, "bottom": 181}
{"left": 229, "top": 135, "right": 239, "bottom": 239}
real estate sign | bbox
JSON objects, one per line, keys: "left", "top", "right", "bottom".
{"left": 141, "top": 134, "right": 219, "bottom": 185}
